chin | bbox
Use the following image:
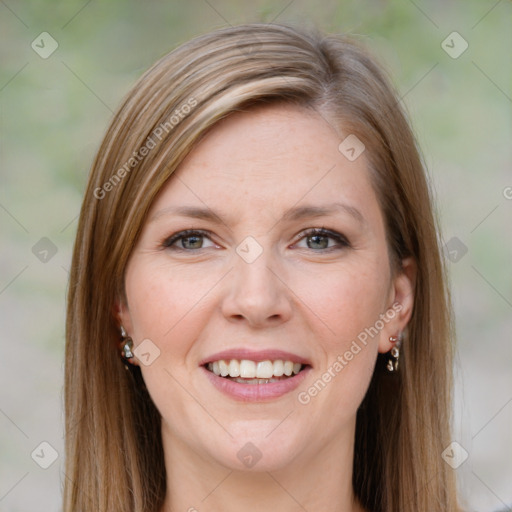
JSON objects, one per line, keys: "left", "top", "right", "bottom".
{"left": 210, "top": 422, "right": 306, "bottom": 472}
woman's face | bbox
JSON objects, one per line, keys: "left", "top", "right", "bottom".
{"left": 118, "top": 103, "right": 414, "bottom": 473}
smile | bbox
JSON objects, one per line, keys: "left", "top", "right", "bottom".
{"left": 201, "top": 350, "right": 311, "bottom": 401}
{"left": 206, "top": 359, "right": 303, "bottom": 384}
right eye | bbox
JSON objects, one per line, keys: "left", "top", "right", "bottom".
{"left": 162, "top": 230, "right": 217, "bottom": 251}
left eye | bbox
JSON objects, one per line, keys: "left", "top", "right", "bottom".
{"left": 294, "top": 228, "right": 349, "bottom": 251}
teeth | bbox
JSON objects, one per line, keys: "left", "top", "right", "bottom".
{"left": 207, "top": 359, "right": 304, "bottom": 379}
{"left": 232, "top": 377, "right": 281, "bottom": 384}
{"left": 256, "top": 360, "right": 273, "bottom": 378}
{"left": 219, "top": 360, "right": 229, "bottom": 377}
{"left": 240, "top": 360, "right": 256, "bottom": 378}
{"left": 273, "top": 360, "right": 284, "bottom": 376}
{"left": 228, "top": 359, "right": 240, "bottom": 377}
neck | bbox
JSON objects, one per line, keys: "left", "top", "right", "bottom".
{"left": 159, "top": 422, "right": 365, "bottom": 512}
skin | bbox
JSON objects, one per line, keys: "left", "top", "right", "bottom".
{"left": 116, "top": 103, "right": 415, "bottom": 512}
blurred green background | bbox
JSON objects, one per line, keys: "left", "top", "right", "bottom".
{"left": 1, "top": 0, "right": 511, "bottom": 510}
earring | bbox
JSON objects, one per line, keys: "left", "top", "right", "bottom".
{"left": 120, "top": 325, "right": 134, "bottom": 360}
{"left": 386, "top": 333, "right": 402, "bottom": 372}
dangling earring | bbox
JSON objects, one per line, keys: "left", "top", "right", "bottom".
{"left": 120, "top": 325, "right": 134, "bottom": 361}
{"left": 386, "top": 333, "right": 402, "bottom": 372}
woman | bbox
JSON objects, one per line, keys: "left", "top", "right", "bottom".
{"left": 64, "top": 23, "right": 460, "bottom": 511}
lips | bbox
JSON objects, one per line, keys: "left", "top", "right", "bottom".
{"left": 200, "top": 348, "right": 312, "bottom": 401}
{"left": 199, "top": 348, "right": 311, "bottom": 367}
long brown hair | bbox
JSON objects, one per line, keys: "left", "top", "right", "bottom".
{"left": 64, "top": 23, "right": 459, "bottom": 511}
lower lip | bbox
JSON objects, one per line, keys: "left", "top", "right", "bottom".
{"left": 201, "top": 366, "right": 311, "bottom": 402}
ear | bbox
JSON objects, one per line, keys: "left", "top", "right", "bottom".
{"left": 378, "top": 256, "right": 416, "bottom": 354}
{"left": 112, "top": 297, "right": 133, "bottom": 334}
{"left": 112, "top": 297, "right": 140, "bottom": 366}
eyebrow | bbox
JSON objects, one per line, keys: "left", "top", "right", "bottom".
{"left": 150, "top": 202, "right": 365, "bottom": 226}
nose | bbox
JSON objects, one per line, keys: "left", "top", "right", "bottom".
{"left": 220, "top": 243, "right": 293, "bottom": 328}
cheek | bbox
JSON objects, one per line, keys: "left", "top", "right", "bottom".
{"left": 123, "top": 260, "right": 215, "bottom": 418}
{"left": 291, "top": 259, "right": 388, "bottom": 411}
{"left": 124, "top": 260, "right": 213, "bottom": 345}
{"left": 292, "top": 257, "right": 390, "bottom": 349}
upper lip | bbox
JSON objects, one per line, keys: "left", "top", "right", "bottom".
{"left": 199, "top": 348, "right": 312, "bottom": 367}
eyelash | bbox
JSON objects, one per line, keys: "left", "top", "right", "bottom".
{"left": 161, "top": 228, "right": 351, "bottom": 252}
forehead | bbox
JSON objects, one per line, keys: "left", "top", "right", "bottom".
{"left": 148, "top": 103, "right": 382, "bottom": 230}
